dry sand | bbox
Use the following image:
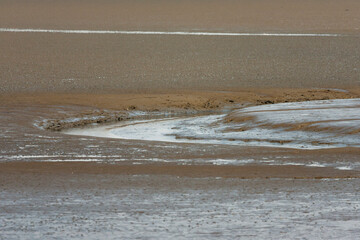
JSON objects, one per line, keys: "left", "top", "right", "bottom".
{"left": 1, "top": 0, "right": 360, "bottom": 93}
{"left": 1, "top": 33, "right": 360, "bottom": 93}
{"left": 1, "top": 0, "right": 360, "bottom": 33}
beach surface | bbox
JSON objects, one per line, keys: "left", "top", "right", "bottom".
{"left": 1, "top": 0, "right": 360, "bottom": 239}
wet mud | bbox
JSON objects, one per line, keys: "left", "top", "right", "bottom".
{"left": 1, "top": 0, "right": 360, "bottom": 238}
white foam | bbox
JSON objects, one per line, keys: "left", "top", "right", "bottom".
{"left": 0, "top": 28, "right": 341, "bottom": 37}
{"left": 0, "top": 154, "right": 124, "bottom": 160}
{"left": 43, "top": 159, "right": 104, "bottom": 162}
{"left": 209, "top": 159, "right": 255, "bottom": 165}
{"left": 336, "top": 166, "right": 353, "bottom": 170}
{"left": 306, "top": 162, "right": 326, "bottom": 168}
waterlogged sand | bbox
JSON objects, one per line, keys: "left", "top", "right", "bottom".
{"left": 64, "top": 99, "right": 360, "bottom": 149}
{"left": 1, "top": 90, "right": 360, "bottom": 238}
{"left": 2, "top": 174, "right": 360, "bottom": 239}
{"left": 1, "top": 0, "right": 360, "bottom": 238}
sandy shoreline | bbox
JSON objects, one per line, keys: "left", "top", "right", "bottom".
{"left": 1, "top": 88, "right": 359, "bottom": 131}
{"left": 1, "top": 161, "right": 359, "bottom": 179}
{"left": 1, "top": 88, "right": 360, "bottom": 168}
{"left": 1, "top": 0, "right": 360, "bottom": 238}
{"left": 1, "top": 91, "right": 360, "bottom": 165}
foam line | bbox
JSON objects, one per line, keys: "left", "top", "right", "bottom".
{"left": 0, "top": 28, "right": 341, "bottom": 37}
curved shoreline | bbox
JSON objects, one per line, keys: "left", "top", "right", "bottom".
{"left": 8, "top": 88, "right": 356, "bottom": 131}
{"left": 1, "top": 89, "right": 360, "bottom": 175}
{"left": 60, "top": 98, "right": 360, "bottom": 150}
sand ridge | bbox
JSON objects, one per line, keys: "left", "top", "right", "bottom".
{"left": 1, "top": 88, "right": 359, "bottom": 131}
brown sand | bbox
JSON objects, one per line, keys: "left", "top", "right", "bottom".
{"left": 1, "top": 1, "right": 360, "bottom": 237}
{"left": 1, "top": 0, "right": 359, "bottom": 177}
{"left": 1, "top": 162, "right": 359, "bottom": 179}
{"left": 2, "top": 88, "right": 360, "bottom": 110}
{"left": 1, "top": 33, "right": 360, "bottom": 93}
{"left": 1, "top": 0, "right": 360, "bottom": 33}
{"left": 1, "top": 0, "right": 359, "bottom": 93}
{"left": 1, "top": 1, "right": 359, "bottom": 93}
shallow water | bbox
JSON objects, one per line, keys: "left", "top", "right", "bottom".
{"left": 1, "top": 175, "right": 359, "bottom": 240}
{"left": 65, "top": 99, "right": 360, "bottom": 150}
{"left": 1, "top": 102, "right": 360, "bottom": 239}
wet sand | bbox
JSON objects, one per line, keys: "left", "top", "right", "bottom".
{"left": 1, "top": 1, "right": 360, "bottom": 92}
{"left": 1, "top": 0, "right": 360, "bottom": 238}
{"left": 1, "top": 98, "right": 360, "bottom": 178}
{"left": 2, "top": 173, "right": 359, "bottom": 239}
{"left": 1, "top": 33, "right": 360, "bottom": 92}
{"left": 1, "top": 0, "right": 360, "bottom": 33}
{"left": 2, "top": 161, "right": 360, "bottom": 179}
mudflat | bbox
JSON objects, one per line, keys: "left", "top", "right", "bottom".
{"left": 1, "top": 0, "right": 360, "bottom": 239}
